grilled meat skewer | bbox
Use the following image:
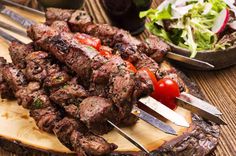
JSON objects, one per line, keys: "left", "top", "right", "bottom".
{"left": 45, "top": 8, "right": 168, "bottom": 63}
{"left": 0, "top": 52, "right": 117, "bottom": 155}
{"left": 5, "top": 40, "right": 153, "bottom": 153}
{"left": 44, "top": 8, "right": 214, "bottom": 70}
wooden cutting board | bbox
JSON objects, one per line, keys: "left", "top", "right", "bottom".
{"left": 0, "top": 5, "right": 219, "bottom": 156}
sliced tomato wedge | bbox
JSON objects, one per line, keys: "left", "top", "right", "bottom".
{"left": 99, "top": 49, "right": 113, "bottom": 58}
{"left": 125, "top": 61, "right": 137, "bottom": 73}
{"left": 74, "top": 33, "right": 101, "bottom": 50}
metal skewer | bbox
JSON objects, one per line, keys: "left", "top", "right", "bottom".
{"left": 166, "top": 52, "right": 215, "bottom": 69}
{"left": 1, "top": 0, "right": 45, "bottom": 16}
{"left": 0, "top": 3, "right": 36, "bottom": 28}
{"left": 107, "top": 120, "right": 150, "bottom": 154}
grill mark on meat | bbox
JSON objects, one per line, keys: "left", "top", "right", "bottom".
{"left": 49, "top": 34, "right": 71, "bottom": 54}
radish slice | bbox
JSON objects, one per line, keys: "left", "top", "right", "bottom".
{"left": 229, "top": 21, "right": 236, "bottom": 30}
{"left": 212, "top": 8, "right": 230, "bottom": 33}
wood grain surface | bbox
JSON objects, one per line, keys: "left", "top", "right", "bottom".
{"left": 0, "top": 0, "right": 235, "bottom": 156}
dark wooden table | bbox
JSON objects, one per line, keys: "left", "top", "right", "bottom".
{"left": 0, "top": 0, "right": 236, "bottom": 155}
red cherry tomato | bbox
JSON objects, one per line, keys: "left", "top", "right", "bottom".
{"left": 154, "top": 78, "right": 180, "bottom": 110}
{"left": 140, "top": 68, "right": 180, "bottom": 109}
{"left": 125, "top": 61, "right": 137, "bottom": 73}
{"left": 74, "top": 33, "right": 101, "bottom": 50}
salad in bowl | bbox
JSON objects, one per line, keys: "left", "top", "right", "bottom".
{"left": 140, "top": 0, "right": 236, "bottom": 59}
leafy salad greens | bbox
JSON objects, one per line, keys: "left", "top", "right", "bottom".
{"left": 140, "top": 0, "right": 235, "bottom": 58}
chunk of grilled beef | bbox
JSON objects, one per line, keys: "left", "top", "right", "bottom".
{"left": 53, "top": 117, "right": 87, "bottom": 150}
{"left": 70, "top": 130, "right": 117, "bottom": 156}
{"left": 49, "top": 78, "right": 89, "bottom": 107}
{"left": 144, "top": 35, "right": 170, "bottom": 62}
{"left": 30, "top": 106, "right": 61, "bottom": 132}
{"left": 79, "top": 96, "right": 119, "bottom": 134}
{"left": 45, "top": 8, "right": 74, "bottom": 25}
{"left": 27, "top": 23, "right": 58, "bottom": 41}
{"left": 64, "top": 104, "right": 80, "bottom": 119}
{"left": 108, "top": 70, "right": 135, "bottom": 105}
{"left": 91, "top": 56, "right": 124, "bottom": 84}
{"left": 15, "top": 82, "right": 51, "bottom": 109}
{"left": 69, "top": 10, "right": 93, "bottom": 32}
{"left": 2, "top": 65, "right": 27, "bottom": 92}
{"left": 25, "top": 51, "right": 49, "bottom": 82}
{"left": 9, "top": 42, "right": 34, "bottom": 69}
{"left": 133, "top": 69, "right": 154, "bottom": 101}
{"left": 53, "top": 116, "right": 117, "bottom": 155}
{"left": 0, "top": 82, "right": 14, "bottom": 99}
{"left": 50, "top": 21, "right": 71, "bottom": 33}
{"left": 0, "top": 57, "right": 15, "bottom": 99}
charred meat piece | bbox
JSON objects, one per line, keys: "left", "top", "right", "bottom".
{"left": 79, "top": 96, "right": 119, "bottom": 134}
{"left": 50, "top": 21, "right": 71, "bottom": 33}
{"left": 144, "top": 35, "right": 170, "bottom": 62}
{"left": 30, "top": 106, "right": 61, "bottom": 132}
{"left": 0, "top": 57, "right": 14, "bottom": 99}
{"left": 70, "top": 130, "right": 117, "bottom": 156}
{"left": 133, "top": 69, "right": 154, "bottom": 101}
{"left": 49, "top": 78, "right": 89, "bottom": 107}
{"left": 25, "top": 51, "right": 49, "bottom": 82}
{"left": 44, "top": 70, "right": 70, "bottom": 88}
{"left": 45, "top": 8, "right": 74, "bottom": 25}
{"left": 27, "top": 23, "right": 58, "bottom": 41}
{"left": 92, "top": 56, "right": 125, "bottom": 84}
{"left": 2, "top": 65, "right": 27, "bottom": 91}
{"left": 53, "top": 117, "right": 87, "bottom": 150}
{"left": 53, "top": 117, "right": 117, "bottom": 155}
{"left": 108, "top": 70, "right": 135, "bottom": 105}
{"left": 15, "top": 82, "right": 51, "bottom": 109}
{"left": 9, "top": 42, "right": 34, "bottom": 69}
{"left": 64, "top": 104, "right": 80, "bottom": 119}
{"left": 69, "top": 10, "right": 93, "bottom": 32}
